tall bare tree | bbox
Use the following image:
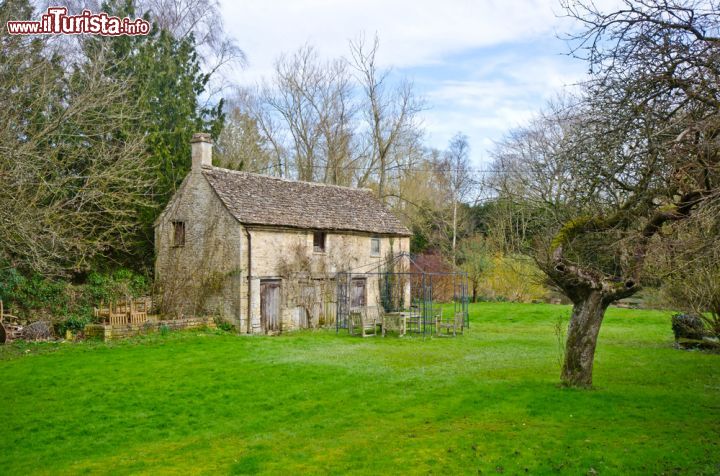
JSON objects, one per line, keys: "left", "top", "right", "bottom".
{"left": 259, "top": 46, "right": 356, "bottom": 184}
{"left": 493, "top": 0, "right": 720, "bottom": 387}
{"left": 349, "top": 35, "right": 424, "bottom": 200}
{"left": 439, "top": 133, "right": 474, "bottom": 264}
{"left": 39, "top": 0, "right": 245, "bottom": 98}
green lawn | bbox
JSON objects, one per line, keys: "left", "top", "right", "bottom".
{"left": 1, "top": 303, "right": 718, "bottom": 475}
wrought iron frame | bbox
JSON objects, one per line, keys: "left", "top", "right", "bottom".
{"left": 335, "top": 253, "right": 469, "bottom": 337}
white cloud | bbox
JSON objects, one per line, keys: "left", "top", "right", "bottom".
{"left": 221, "top": 0, "right": 568, "bottom": 77}
{"left": 218, "top": 0, "right": 612, "bottom": 165}
{"left": 418, "top": 51, "right": 585, "bottom": 164}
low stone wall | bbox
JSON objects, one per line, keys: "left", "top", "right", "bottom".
{"left": 84, "top": 316, "right": 216, "bottom": 341}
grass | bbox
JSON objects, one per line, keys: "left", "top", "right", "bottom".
{"left": 1, "top": 302, "right": 718, "bottom": 475}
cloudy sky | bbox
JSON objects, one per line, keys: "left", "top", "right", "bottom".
{"left": 219, "top": 0, "right": 597, "bottom": 167}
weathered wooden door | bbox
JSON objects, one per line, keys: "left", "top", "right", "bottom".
{"left": 260, "top": 280, "right": 281, "bottom": 333}
{"left": 350, "top": 278, "right": 366, "bottom": 308}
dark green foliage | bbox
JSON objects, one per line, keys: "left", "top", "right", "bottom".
{"left": 55, "top": 314, "right": 90, "bottom": 336}
{"left": 409, "top": 203, "right": 474, "bottom": 255}
{"left": 0, "top": 267, "right": 149, "bottom": 323}
{"left": 671, "top": 313, "right": 705, "bottom": 340}
{"left": 85, "top": 269, "right": 149, "bottom": 304}
{"left": 0, "top": 269, "right": 69, "bottom": 319}
{"left": 409, "top": 227, "right": 429, "bottom": 253}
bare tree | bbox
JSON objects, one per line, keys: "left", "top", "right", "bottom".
{"left": 654, "top": 206, "right": 720, "bottom": 337}
{"left": 243, "top": 87, "right": 288, "bottom": 177}
{"left": 438, "top": 133, "right": 474, "bottom": 264}
{"left": 215, "top": 92, "right": 274, "bottom": 173}
{"left": 349, "top": 35, "right": 424, "bottom": 200}
{"left": 457, "top": 235, "right": 491, "bottom": 302}
{"left": 40, "top": 0, "right": 245, "bottom": 97}
{"left": 136, "top": 0, "right": 245, "bottom": 93}
{"left": 259, "top": 46, "right": 356, "bottom": 184}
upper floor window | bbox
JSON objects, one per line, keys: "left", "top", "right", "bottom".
{"left": 370, "top": 237, "right": 380, "bottom": 256}
{"left": 313, "top": 231, "right": 326, "bottom": 253}
{"left": 172, "top": 221, "right": 185, "bottom": 247}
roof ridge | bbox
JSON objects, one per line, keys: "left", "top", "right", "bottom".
{"left": 203, "top": 165, "right": 375, "bottom": 194}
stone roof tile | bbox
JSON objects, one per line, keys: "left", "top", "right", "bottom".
{"left": 202, "top": 167, "right": 411, "bottom": 236}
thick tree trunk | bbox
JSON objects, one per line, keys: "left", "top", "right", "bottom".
{"left": 561, "top": 290, "right": 610, "bottom": 388}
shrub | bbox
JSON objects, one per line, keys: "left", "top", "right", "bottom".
{"left": 0, "top": 268, "right": 69, "bottom": 319}
{"left": 86, "top": 269, "right": 149, "bottom": 303}
{"left": 214, "top": 316, "right": 235, "bottom": 332}
{"left": 476, "top": 255, "right": 548, "bottom": 303}
{"left": 55, "top": 314, "right": 90, "bottom": 337}
{"left": 671, "top": 313, "right": 705, "bottom": 340}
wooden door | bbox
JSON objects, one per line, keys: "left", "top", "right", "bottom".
{"left": 350, "top": 278, "right": 366, "bottom": 308}
{"left": 260, "top": 280, "right": 281, "bottom": 333}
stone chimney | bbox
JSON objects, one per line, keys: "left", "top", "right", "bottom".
{"left": 191, "top": 132, "right": 212, "bottom": 171}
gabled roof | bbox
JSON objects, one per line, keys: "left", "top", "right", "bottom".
{"left": 202, "top": 167, "right": 411, "bottom": 236}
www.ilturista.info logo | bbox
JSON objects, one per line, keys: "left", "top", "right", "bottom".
{"left": 6, "top": 7, "right": 151, "bottom": 36}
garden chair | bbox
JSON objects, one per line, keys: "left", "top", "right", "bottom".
{"left": 128, "top": 299, "right": 148, "bottom": 324}
{"left": 348, "top": 309, "right": 378, "bottom": 337}
{"left": 107, "top": 300, "right": 129, "bottom": 325}
{"left": 93, "top": 300, "right": 111, "bottom": 321}
{"left": 436, "top": 311, "right": 465, "bottom": 337}
{"left": 347, "top": 311, "right": 361, "bottom": 336}
{"left": 379, "top": 307, "right": 407, "bottom": 337}
{"left": 0, "top": 300, "right": 22, "bottom": 344}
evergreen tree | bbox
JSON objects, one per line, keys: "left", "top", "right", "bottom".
{"left": 86, "top": 0, "right": 225, "bottom": 266}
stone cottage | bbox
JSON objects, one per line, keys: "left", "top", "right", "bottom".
{"left": 155, "top": 133, "right": 412, "bottom": 334}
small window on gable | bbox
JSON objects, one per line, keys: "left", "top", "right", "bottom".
{"left": 370, "top": 237, "right": 381, "bottom": 256}
{"left": 313, "top": 232, "right": 326, "bottom": 253}
{"left": 172, "top": 221, "right": 185, "bottom": 247}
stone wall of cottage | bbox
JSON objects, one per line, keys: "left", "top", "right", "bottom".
{"left": 154, "top": 171, "right": 244, "bottom": 323}
{"left": 240, "top": 229, "right": 410, "bottom": 334}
